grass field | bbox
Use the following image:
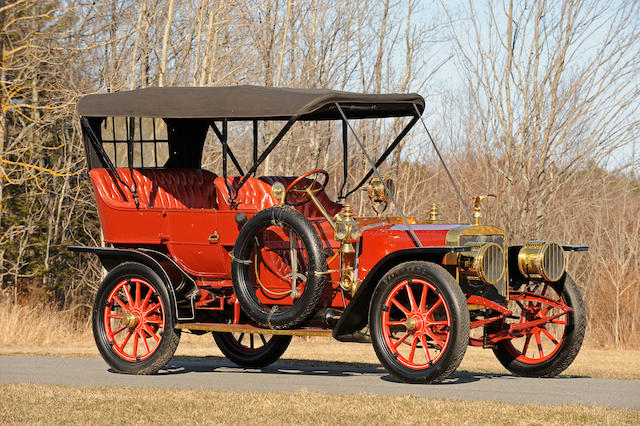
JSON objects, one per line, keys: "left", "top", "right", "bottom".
{"left": 2, "top": 300, "right": 640, "bottom": 424}
{"left": 2, "top": 384, "right": 638, "bottom": 425}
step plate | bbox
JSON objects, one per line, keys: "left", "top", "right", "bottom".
{"left": 176, "top": 322, "right": 333, "bottom": 337}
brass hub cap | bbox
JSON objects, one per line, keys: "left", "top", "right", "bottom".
{"left": 123, "top": 311, "right": 139, "bottom": 328}
{"left": 405, "top": 317, "right": 419, "bottom": 331}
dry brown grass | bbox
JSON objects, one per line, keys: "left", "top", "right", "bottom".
{"left": 0, "top": 298, "right": 92, "bottom": 347}
{"left": 1, "top": 384, "right": 638, "bottom": 425}
{"left": 2, "top": 299, "right": 639, "bottom": 380}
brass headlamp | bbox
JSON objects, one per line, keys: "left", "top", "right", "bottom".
{"left": 458, "top": 242, "right": 505, "bottom": 285}
{"left": 333, "top": 205, "right": 360, "bottom": 294}
{"left": 518, "top": 241, "right": 565, "bottom": 282}
{"left": 333, "top": 205, "right": 360, "bottom": 253}
{"left": 367, "top": 176, "right": 395, "bottom": 214}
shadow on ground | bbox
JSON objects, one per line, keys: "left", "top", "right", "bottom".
{"left": 119, "top": 355, "right": 589, "bottom": 384}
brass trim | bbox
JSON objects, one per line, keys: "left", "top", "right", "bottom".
{"left": 517, "top": 241, "right": 565, "bottom": 282}
{"left": 208, "top": 231, "right": 220, "bottom": 244}
{"left": 445, "top": 224, "right": 509, "bottom": 297}
{"left": 271, "top": 182, "right": 285, "bottom": 204}
{"left": 422, "top": 203, "right": 444, "bottom": 224}
{"left": 472, "top": 194, "right": 496, "bottom": 225}
{"left": 458, "top": 242, "right": 505, "bottom": 285}
{"left": 123, "top": 312, "right": 138, "bottom": 328}
{"left": 306, "top": 188, "right": 335, "bottom": 227}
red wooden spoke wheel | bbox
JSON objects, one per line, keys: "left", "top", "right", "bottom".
{"left": 213, "top": 332, "right": 292, "bottom": 368}
{"left": 381, "top": 278, "right": 452, "bottom": 369}
{"left": 104, "top": 277, "right": 165, "bottom": 361}
{"left": 492, "top": 274, "right": 586, "bottom": 377}
{"left": 370, "top": 261, "right": 469, "bottom": 384}
{"left": 92, "top": 262, "right": 180, "bottom": 375}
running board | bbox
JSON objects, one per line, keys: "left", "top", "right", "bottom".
{"left": 176, "top": 322, "right": 333, "bottom": 337}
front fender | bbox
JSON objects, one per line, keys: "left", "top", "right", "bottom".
{"left": 332, "top": 246, "right": 468, "bottom": 340}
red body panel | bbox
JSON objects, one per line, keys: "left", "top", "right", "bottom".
{"left": 90, "top": 168, "right": 458, "bottom": 308}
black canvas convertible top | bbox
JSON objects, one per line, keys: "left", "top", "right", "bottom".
{"left": 77, "top": 85, "right": 424, "bottom": 120}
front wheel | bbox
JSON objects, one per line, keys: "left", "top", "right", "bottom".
{"left": 213, "top": 332, "right": 292, "bottom": 368}
{"left": 92, "top": 262, "right": 180, "bottom": 374}
{"left": 492, "top": 274, "right": 586, "bottom": 377}
{"left": 369, "top": 261, "right": 470, "bottom": 384}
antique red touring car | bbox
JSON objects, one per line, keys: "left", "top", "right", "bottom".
{"left": 71, "top": 86, "right": 587, "bottom": 383}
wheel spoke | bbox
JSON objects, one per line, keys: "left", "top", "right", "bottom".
{"left": 424, "top": 328, "right": 445, "bottom": 349}
{"left": 419, "top": 335, "right": 432, "bottom": 363}
{"left": 120, "top": 329, "right": 134, "bottom": 351}
{"left": 419, "top": 283, "right": 428, "bottom": 311}
{"left": 522, "top": 333, "right": 532, "bottom": 355}
{"left": 113, "top": 296, "right": 128, "bottom": 311}
{"left": 140, "top": 330, "right": 151, "bottom": 355}
{"left": 145, "top": 318, "right": 163, "bottom": 325}
{"left": 260, "top": 334, "right": 267, "bottom": 345}
{"left": 540, "top": 328, "right": 559, "bottom": 345}
{"left": 390, "top": 298, "right": 410, "bottom": 316}
{"left": 250, "top": 334, "right": 255, "bottom": 349}
{"left": 141, "top": 289, "right": 152, "bottom": 311}
{"left": 534, "top": 330, "right": 544, "bottom": 358}
{"left": 384, "top": 320, "right": 406, "bottom": 327}
{"left": 133, "top": 331, "right": 139, "bottom": 359}
{"left": 108, "top": 314, "right": 124, "bottom": 319}
{"left": 145, "top": 302, "right": 161, "bottom": 315}
{"left": 238, "top": 333, "right": 245, "bottom": 344}
{"left": 409, "top": 335, "right": 418, "bottom": 363}
{"left": 123, "top": 284, "right": 133, "bottom": 307}
{"left": 405, "top": 283, "right": 418, "bottom": 311}
{"left": 135, "top": 281, "right": 141, "bottom": 307}
{"left": 143, "top": 324, "right": 161, "bottom": 342}
{"left": 391, "top": 331, "right": 410, "bottom": 350}
{"left": 111, "top": 325, "right": 127, "bottom": 336}
{"left": 425, "top": 298, "right": 443, "bottom": 320}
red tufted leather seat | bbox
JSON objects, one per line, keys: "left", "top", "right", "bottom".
{"left": 214, "top": 176, "right": 277, "bottom": 210}
{"left": 90, "top": 168, "right": 218, "bottom": 209}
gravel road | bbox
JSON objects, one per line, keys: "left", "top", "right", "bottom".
{"left": 1, "top": 355, "right": 639, "bottom": 410}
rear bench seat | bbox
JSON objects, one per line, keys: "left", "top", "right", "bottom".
{"left": 90, "top": 168, "right": 342, "bottom": 217}
{"left": 89, "top": 168, "right": 218, "bottom": 209}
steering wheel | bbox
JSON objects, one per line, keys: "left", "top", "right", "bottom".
{"left": 283, "top": 169, "right": 329, "bottom": 206}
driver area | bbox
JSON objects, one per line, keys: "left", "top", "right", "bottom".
{"left": 213, "top": 175, "right": 342, "bottom": 218}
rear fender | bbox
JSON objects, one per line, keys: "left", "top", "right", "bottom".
{"left": 332, "top": 246, "right": 468, "bottom": 340}
{"left": 68, "top": 246, "right": 197, "bottom": 322}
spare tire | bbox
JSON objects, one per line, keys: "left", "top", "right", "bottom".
{"left": 231, "top": 206, "right": 327, "bottom": 329}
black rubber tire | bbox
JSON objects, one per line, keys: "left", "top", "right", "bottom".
{"left": 369, "top": 261, "right": 470, "bottom": 384}
{"left": 231, "top": 206, "right": 327, "bottom": 329}
{"left": 493, "top": 274, "right": 586, "bottom": 377}
{"left": 213, "top": 332, "right": 292, "bottom": 368}
{"left": 92, "top": 262, "right": 180, "bottom": 374}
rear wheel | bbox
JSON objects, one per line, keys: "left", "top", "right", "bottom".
{"left": 492, "top": 274, "right": 586, "bottom": 377}
{"left": 369, "top": 261, "right": 469, "bottom": 383}
{"left": 213, "top": 332, "right": 292, "bottom": 368}
{"left": 92, "top": 262, "right": 180, "bottom": 374}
